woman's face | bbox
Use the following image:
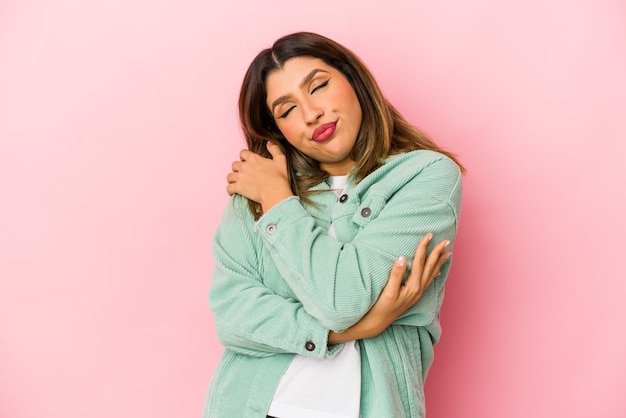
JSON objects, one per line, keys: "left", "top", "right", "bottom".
{"left": 265, "top": 57, "right": 363, "bottom": 176}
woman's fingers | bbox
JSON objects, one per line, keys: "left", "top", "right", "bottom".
{"left": 385, "top": 256, "right": 408, "bottom": 295}
{"left": 431, "top": 251, "right": 452, "bottom": 279}
{"left": 266, "top": 141, "right": 285, "bottom": 158}
{"left": 422, "top": 239, "right": 450, "bottom": 280}
{"left": 239, "top": 149, "right": 251, "bottom": 162}
{"left": 402, "top": 233, "right": 432, "bottom": 290}
{"left": 403, "top": 235, "right": 451, "bottom": 298}
{"left": 414, "top": 232, "right": 431, "bottom": 268}
{"left": 371, "top": 235, "right": 453, "bottom": 331}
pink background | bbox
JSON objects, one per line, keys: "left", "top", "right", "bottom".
{"left": 1, "top": 0, "right": 625, "bottom": 417}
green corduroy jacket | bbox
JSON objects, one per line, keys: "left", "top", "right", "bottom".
{"left": 204, "top": 150, "right": 462, "bottom": 418}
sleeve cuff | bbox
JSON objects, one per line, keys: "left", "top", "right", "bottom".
{"left": 254, "top": 196, "right": 308, "bottom": 244}
{"left": 297, "top": 323, "right": 344, "bottom": 359}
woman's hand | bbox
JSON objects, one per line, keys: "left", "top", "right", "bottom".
{"left": 328, "top": 233, "right": 451, "bottom": 344}
{"left": 226, "top": 142, "right": 293, "bottom": 213}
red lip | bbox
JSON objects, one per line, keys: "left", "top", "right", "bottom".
{"left": 312, "top": 122, "right": 337, "bottom": 142}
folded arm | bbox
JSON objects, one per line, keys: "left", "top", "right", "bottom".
{"left": 209, "top": 197, "right": 339, "bottom": 359}
{"left": 254, "top": 155, "right": 462, "bottom": 331}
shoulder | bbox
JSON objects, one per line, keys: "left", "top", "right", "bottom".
{"left": 401, "top": 151, "right": 462, "bottom": 201}
{"left": 212, "top": 195, "right": 265, "bottom": 266}
{"left": 214, "top": 195, "right": 257, "bottom": 242}
{"left": 385, "top": 150, "right": 461, "bottom": 179}
{"left": 356, "top": 150, "right": 462, "bottom": 203}
{"left": 221, "top": 194, "right": 256, "bottom": 222}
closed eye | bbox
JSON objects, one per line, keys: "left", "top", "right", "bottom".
{"left": 278, "top": 106, "right": 296, "bottom": 119}
{"left": 277, "top": 79, "right": 330, "bottom": 119}
{"left": 311, "top": 79, "right": 329, "bottom": 94}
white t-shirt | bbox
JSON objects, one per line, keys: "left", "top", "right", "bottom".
{"left": 267, "top": 175, "right": 361, "bottom": 418}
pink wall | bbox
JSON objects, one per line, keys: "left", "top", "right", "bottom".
{"left": 1, "top": 1, "right": 625, "bottom": 417}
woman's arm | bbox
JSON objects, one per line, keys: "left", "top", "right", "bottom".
{"left": 250, "top": 152, "right": 462, "bottom": 331}
{"left": 211, "top": 195, "right": 450, "bottom": 356}
{"left": 209, "top": 196, "right": 338, "bottom": 359}
{"left": 328, "top": 234, "right": 451, "bottom": 344}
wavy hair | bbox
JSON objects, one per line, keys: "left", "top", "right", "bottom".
{"left": 239, "top": 32, "right": 464, "bottom": 219}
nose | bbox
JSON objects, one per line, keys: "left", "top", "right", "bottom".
{"left": 301, "top": 101, "right": 323, "bottom": 125}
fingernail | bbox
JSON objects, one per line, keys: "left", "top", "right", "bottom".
{"left": 428, "top": 233, "right": 433, "bottom": 240}
{"left": 395, "top": 256, "right": 406, "bottom": 267}
{"left": 445, "top": 252, "right": 452, "bottom": 260}
{"left": 444, "top": 240, "right": 450, "bottom": 248}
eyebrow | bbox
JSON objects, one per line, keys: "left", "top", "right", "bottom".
{"left": 270, "top": 68, "right": 330, "bottom": 114}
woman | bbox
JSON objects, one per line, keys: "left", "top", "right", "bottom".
{"left": 204, "top": 32, "right": 463, "bottom": 417}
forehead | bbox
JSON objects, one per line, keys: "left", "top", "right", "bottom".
{"left": 265, "top": 57, "right": 334, "bottom": 97}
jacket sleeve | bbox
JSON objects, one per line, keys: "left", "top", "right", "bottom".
{"left": 254, "top": 154, "right": 462, "bottom": 332}
{"left": 209, "top": 195, "right": 342, "bottom": 359}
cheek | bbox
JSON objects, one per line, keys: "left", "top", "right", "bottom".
{"left": 333, "top": 87, "right": 361, "bottom": 122}
{"left": 276, "top": 122, "right": 301, "bottom": 147}
{"left": 341, "top": 96, "right": 362, "bottom": 129}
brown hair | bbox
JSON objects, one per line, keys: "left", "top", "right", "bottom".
{"left": 239, "top": 32, "right": 464, "bottom": 219}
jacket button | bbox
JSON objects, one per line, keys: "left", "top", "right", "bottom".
{"left": 266, "top": 224, "right": 276, "bottom": 234}
{"left": 305, "top": 341, "right": 316, "bottom": 351}
{"left": 339, "top": 194, "right": 348, "bottom": 203}
{"left": 361, "top": 207, "right": 371, "bottom": 217}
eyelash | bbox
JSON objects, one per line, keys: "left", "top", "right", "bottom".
{"left": 279, "top": 107, "right": 295, "bottom": 119}
{"left": 311, "top": 79, "right": 329, "bottom": 94}
{"left": 278, "top": 79, "right": 330, "bottom": 119}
